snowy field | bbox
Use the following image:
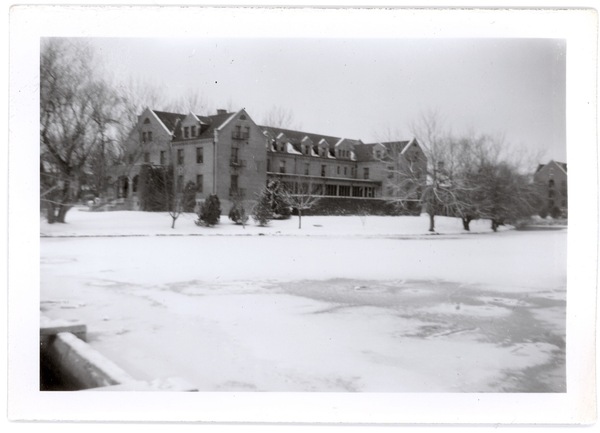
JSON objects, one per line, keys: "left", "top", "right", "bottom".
{"left": 40, "top": 210, "right": 567, "bottom": 392}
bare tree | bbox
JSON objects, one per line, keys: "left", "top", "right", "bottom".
{"left": 165, "top": 89, "right": 212, "bottom": 115}
{"left": 137, "top": 164, "right": 183, "bottom": 228}
{"left": 262, "top": 105, "right": 301, "bottom": 129}
{"left": 40, "top": 39, "right": 123, "bottom": 223}
{"left": 385, "top": 110, "right": 472, "bottom": 232}
{"left": 280, "top": 179, "right": 321, "bottom": 229}
{"left": 460, "top": 135, "right": 542, "bottom": 231}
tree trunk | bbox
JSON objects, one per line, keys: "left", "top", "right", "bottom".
{"left": 298, "top": 209, "right": 302, "bottom": 229}
{"left": 491, "top": 220, "right": 498, "bottom": 232}
{"left": 462, "top": 216, "right": 472, "bottom": 231}
{"left": 56, "top": 204, "right": 70, "bottom": 223}
{"left": 46, "top": 204, "right": 56, "bottom": 224}
{"left": 171, "top": 216, "right": 176, "bottom": 229}
{"left": 428, "top": 212, "right": 435, "bottom": 232}
{"left": 56, "top": 180, "right": 72, "bottom": 223}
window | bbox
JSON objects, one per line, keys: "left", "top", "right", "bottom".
{"left": 160, "top": 151, "right": 166, "bottom": 165}
{"left": 339, "top": 185, "right": 350, "bottom": 197}
{"left": 132, "top": 175, "right": 139, "bottom": 193}
{"left": 177, "top": 175, "right": 183, "bottom": 193}
{"left": 148, "top": 131, "right": 153, "bottom": 142}
{"left": 184, "top": 127, "right": 189, "bottom": 139}
{"left": 266, "top": 159, "right": 271, "bottom": 172}
{"left": 234, "top": 125, "right": 241, "bottom": 139}
{"left": 144, "top": 152, "right": 150, "bottom": 163}
{"left": 143, "top": 118, "right": 150, "bottom": 124}
{"left": 230, "top": 174, "right": 239, "bottom": 194}
{"left": 321, "top": 165, "right": 326, "bottom": 177}
{"left": 196, "top": 175, "right": 203, "bottom": 193}
{"left": 244, "top": 126, "right": 250, "bottom": 139}
{"left": 231, "top": 147, "right": 239, "bottom": 163}
{"left": 326, "top": 185, "right": 337, "bottom": 196}
{"left": 344, "top": 166, "right": 348, "bottom": 176}
{"left": 337, "top": 166, "right": 340, "bottom": 175}
{"left": 196, "top": 147, "right": 203, "bottom": 164}
{"left": 142, "top": 132, "right": 147, "bottom": 143}
{"left": 279, "top": 160, "right": 286, "bottom": 174}
{"left": 363, "top": 168, "right": 370, "bottom": 179}
{"left": 191, "top": 125, "right": 196, "bottom": 137}
{"left": 177, "top": 149, "right": 184, "bottom": 165}
{"left": 304, "top": 163, "right": 310, "bottom": 176}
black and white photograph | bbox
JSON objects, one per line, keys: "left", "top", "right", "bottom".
{"left": 7, "top": 3, "right": 598, "bottom": 427}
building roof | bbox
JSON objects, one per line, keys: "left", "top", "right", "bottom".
{"left": 535, "top": 160, "right": 568, "bottom": 175}
{"left": 356, "top": 141, "right": 411, "bottom": 162}
{"left": 152, "top": 110, "right": 186, "bottom": 133}
{"left": 169, "top": 111, "right": 236, "bottom": 141}
{"left": 260, "top": 125, "right": 369, "bottom": 160}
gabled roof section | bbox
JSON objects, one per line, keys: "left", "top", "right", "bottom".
{"left": 535, "top": 160, "right": 568, "bottom": 175}
{"left": 152, "top": 110, "right": 186, "bottom": 134}
{"left": 216, "top": 109, "right": 247, "bottom": 132}
{"left": 260, "top": 125, "right": 362, "bottom": 154}
{"left": 183, "top": 112, "right": 201, "bottom": 123}
{"left": 171, "top": 110, "right": 236, "bottom": 141}
{"left": 354, "top": 140, "right": 412, "bottom": 162}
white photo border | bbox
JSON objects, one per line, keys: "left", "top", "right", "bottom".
{"left": 8, "top": 4, "right": 598, "bottom": 425}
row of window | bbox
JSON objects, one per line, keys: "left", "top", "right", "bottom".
{"left": 175, "top": 174, "right": 204, "bottom": 194}
{"left": 175, "top": 147, "right": 205, "bottom": 165}
{"left": 141, "top": 131, "right": 153, "bottom": 143}
{"left": 233, "top": 125, "right": 251, "bottom": 140}
{"left": 273, "top": 142, "right": 354, "bottom": 160}
{"left": 280, "top": 182, "right": 376, "bottom": 198}
{"left": 267, "top": 159, "right": 370, "bottom": 179}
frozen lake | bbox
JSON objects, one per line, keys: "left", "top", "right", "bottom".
{"left": 40, "top": 216, "right": 567, "bottom": 392}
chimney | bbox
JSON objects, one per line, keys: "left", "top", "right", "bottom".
{"left": 216, "top": 109, "right": 227, "bottom": 115}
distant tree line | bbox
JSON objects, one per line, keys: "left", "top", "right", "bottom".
{"left": 385, "top": 111, "right": 545, "bottom": 232}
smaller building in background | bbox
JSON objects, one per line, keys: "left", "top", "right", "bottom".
{"left": 534, "top": 160, "right": 568, "bottom": 217}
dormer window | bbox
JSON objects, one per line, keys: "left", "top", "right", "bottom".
{"left": 184, "top": 126, "right": 190, "bottom": 139}
{"left": 143, "top": 118, "right": 150, "bottom": 124}
{"left": 191, "top": 125, "right": 196, "bottom": 137}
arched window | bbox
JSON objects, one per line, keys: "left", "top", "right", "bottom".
{"left": 143, "top": 118, "right": 150, "bottom": 124}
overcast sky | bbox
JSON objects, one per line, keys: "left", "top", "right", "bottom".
{"left": 88, "top": 37, "right": 566, "bottom": 162}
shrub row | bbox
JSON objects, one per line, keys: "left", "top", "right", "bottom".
{"left": 298, "top": 197, "right": 421, "bottom": 216}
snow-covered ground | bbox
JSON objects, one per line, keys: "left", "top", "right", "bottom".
{"left": 40, "top": 210, "right": 567, "bottom": 392}
{"left": 40, "top": 207, "right": 512, "bottom": 237}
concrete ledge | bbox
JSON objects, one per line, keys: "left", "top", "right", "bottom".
{"left": 41, "top": 316, "right": 197, "bottom": 391}
{"left": 41, "top": 316, "right": 87, "bottom": 343}
{"left": 43, "top": 332, "right": 136, "bottom": 390}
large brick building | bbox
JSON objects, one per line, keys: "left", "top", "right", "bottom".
{"left": 534, "top": 160, "right": 568, "bottom": 216}
{"left": 111, "top": 108, "right": 426, "bottom": 212}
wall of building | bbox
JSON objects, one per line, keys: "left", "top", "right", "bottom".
{"left": 534, "top": 162, "right": 568, "bottom": 212}
{"left": 214, "top": 111, "right": 268, "bottom": 212}
{"left": 172, "top": 138, "right": 215, "bottom": 200}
